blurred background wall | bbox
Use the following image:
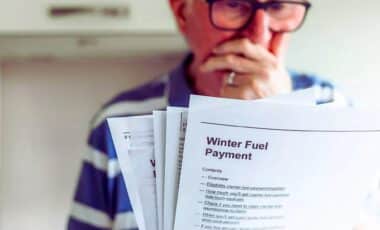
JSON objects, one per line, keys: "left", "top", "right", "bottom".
{"left": 287, "top": 1, "right": 380, "bottom": 105}
{"left": 0, "top": 0, "right": 379, "bottom": 229}
{"left": 0, "top": 57, "right": 179, "bottom": 230}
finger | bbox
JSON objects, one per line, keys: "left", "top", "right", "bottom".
{"left": 269, "top": 32, "right": 289, "bottom": 59}
{"left": 220, "top": 85, "right": 259, "bottom": 100}
{"left": 221, "top": 79, "right": 271, "bottom": 99}
{"left": 200, "top": 54, "right": 265, "bottom": 74}
{"left": 223, "top": 73, "right": 265, "bottom": 87}
{"left": 213, "top": 38, "right": 277, "bottom": 65}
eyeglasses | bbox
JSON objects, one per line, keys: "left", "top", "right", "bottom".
{"left": 206, "top": 0, "right": 311, "bottom": 33}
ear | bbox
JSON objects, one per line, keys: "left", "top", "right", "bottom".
{"left": 169, "top": 0, "right": 189, "bottom": 34}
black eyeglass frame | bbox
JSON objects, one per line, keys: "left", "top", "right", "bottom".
{"left": 205, "top": 0, "right": 312, "bottom": 33}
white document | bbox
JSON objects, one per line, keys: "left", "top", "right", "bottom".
{"left": 107, "top": 87, "right": 325, "bottom": 230}
{"left": 192, "top": 87, "right": 318, "bottom": 109}
{"left": 174, "top": 95, "right": 380, "bottom": 230}
{"left": 107, "top": 116, "right": 157, "bottom": 230}
{"left": 153, "top": 111, "right": 167, "bottom": 230}
{"left": 163, "top": 88, "right": 321, "bottom": 230}
{"left": 164, "top": 107, "right": 188, "bottom": 230}
{"left": 265, "top": 87, "right": 318, "bottom": 106}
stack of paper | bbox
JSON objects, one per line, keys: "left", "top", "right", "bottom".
{"left": 108, "top": 88, "right": 380, "bottom": 230}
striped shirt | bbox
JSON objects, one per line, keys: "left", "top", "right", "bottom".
{"left": 67, "top": 54, "right": 344, "bottom": 229}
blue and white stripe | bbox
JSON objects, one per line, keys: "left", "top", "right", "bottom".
{"left": 68, "top": 76, "right": 169, "bottom": 229}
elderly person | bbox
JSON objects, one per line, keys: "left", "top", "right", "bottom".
{"left": 68, "top": 0, "right": 343, "bottom": 229}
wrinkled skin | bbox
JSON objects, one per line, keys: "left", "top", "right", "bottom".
{"left": 169, "top": 0, "right": 292, "bottom": 100}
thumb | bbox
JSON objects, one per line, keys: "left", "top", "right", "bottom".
{"left": 269, "top": 32, "right": 289, "bottom": 61}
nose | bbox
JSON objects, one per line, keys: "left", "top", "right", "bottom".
{"left": 239, "top": 9, "right": 272, "bottom": 47}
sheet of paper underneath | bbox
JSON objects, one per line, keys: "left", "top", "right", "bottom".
{"left": 108, "top": 116, "right": 157, "bottom": 230}
{"left": 153, "top": 111, "right": 167, "bottom": 230}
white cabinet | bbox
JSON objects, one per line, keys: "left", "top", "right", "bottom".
{"left": 0, "top": 0, "right": 187, "bottom": 59}
{"left": 0, "top": 0, "right": 176, "bottom": 33}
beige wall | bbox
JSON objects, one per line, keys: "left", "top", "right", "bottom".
{"left": 287, "top": 1, "right": 380, "bottom": 105}
{"left": 0, "top": 56, "right": 180, "bottom": 229}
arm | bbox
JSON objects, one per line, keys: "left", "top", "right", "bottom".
{"left": 68, "top": 120, "right": 137, "bottom": 230}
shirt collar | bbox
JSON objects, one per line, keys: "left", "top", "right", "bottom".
{"left": 168, "top": 54, "right": 194, "bottom": 107}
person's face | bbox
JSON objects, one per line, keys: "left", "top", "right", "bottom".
{"left": 170, "top": 0, "right": 309, "bottom": 97}
{"left": 171, "top": 0, "right": 290, "bottom": 66}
